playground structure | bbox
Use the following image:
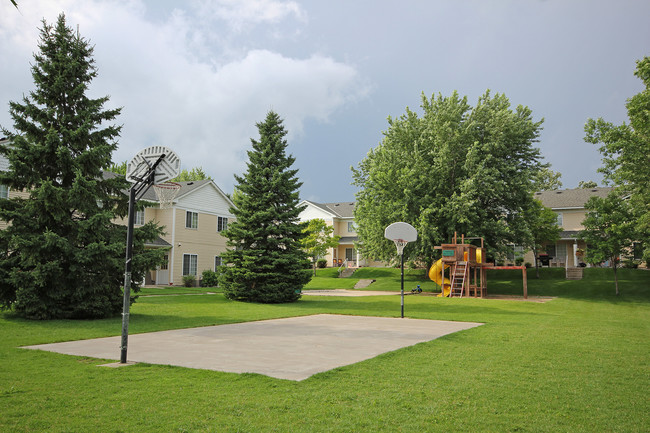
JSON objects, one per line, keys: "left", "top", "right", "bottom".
{"left": 428, "top": 233, "right": 528, "bottom": 298}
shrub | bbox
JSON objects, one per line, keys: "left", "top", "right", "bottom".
{"left": 524, "top": 262, "right": 532, "bottom": 268}
{"left": 316, "top": 259, "right": 328, "bottom": 268}
{"left": 201, "top": 269, "right": 220, "bottom": 287}
{"left": 622, "top": 259, "right": 639, "bottom": 269}
{"left": 515, "top": 257, "right": 524, "bottom": 266}
{"left": 182, "top": 275, "right": 196, "bottom": 287}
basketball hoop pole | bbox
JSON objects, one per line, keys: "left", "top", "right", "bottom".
{"left": 384, "top": 222, "right": 417, "bottom": 319}
{"left": 400, "top": 248, "right": 405, "bottom": 318}
{"left": 120, "top": 154, "right": 165, "bottom": 364}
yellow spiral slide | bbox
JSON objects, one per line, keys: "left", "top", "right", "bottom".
{"left": 429, "top": 258, "right": 451, "bottom": 297}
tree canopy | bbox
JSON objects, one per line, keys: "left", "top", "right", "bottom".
{"left": 523, "top": 199, "right": 562, "bottom": 278}
{"left": 301, "top": 218, "right": 340, "bottom": 275}
{"left": 352, "top": 90, "right": 545, "bottom": 265}
{"left": 107, "top": 162, "right": 212, "bottom": 182}
{"left": 0, "top": 14, "right": 163, "bottom": 319}
{"left": 532, "top": 166, "right": 563, "bottom": 191}
{"left": 585, "top": 57, "right": 650, "bottom": 262}
{"left": 580, "top": 193, "right": 635, "bottom": 295}
{"left": 577, "top": 180, "right": 598, "bottom": 189}
{"left": 219, "top": 111, "right": 311, "bottom": 303}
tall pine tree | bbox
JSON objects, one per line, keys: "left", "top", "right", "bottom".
{"left": 0, "top": 14, "right": 163, "bottom": 319}
{"left": 219, "top": 111, "right": 311, "bottom": 303}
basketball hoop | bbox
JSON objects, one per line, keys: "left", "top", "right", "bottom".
{"left": 393, "top": 239, "right": 408, "bottom": 256}
{"left": 153, "top": 182, "right": 181, "bottom": 209}
{"left": 384, "top": 222, "right": 418, "bottom": 319}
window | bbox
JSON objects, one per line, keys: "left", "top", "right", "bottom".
{"left": 182, "top": 254, "right": 197, "bottom": 276}
{"left": 214, "top": 256, "right": 222, "bottom": 270}
{"left": 556, "top": 212, "right": 563, "bottom": 226}
{"left": 186, "top": 211, "right": 198, "bottom": 229}
{"left": 217, "top": 216, "right": 228, "bottom": 232}
{"left": 160, "top": 254, "right": 169, "bottom": 270}
{"left": 0, "top": 184, "right": 8, "bottom": 199}
{"left": 545, "top": 244, "right": 556, "bottom": 258}
{"left": 347, "top": 222, "right": 356, "bottom": 233}
{"left": 134, "top": 210, "right": 145, "bottom": 226}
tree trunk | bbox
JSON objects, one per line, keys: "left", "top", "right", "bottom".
{"left": 613, "top": 259, "right": 620, "bottom": 296}
{"left": 533, "top": 247, "right": 540, "bottom": 279}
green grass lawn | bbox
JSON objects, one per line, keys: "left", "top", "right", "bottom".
{"left": 1, "top": 268, "right": 649, "bottom": 432}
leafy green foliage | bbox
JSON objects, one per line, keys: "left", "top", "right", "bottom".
{"left": 219, "top": 111, "right": 311, "bottom": 303}
{"left": 106, "top": 161, "right": 211, "bottom": 183}
{"left": 182, "top": 275, "right": 196, "bottom": 287}
{"left": 523, "top": 199, "right": 562, "bottom": 278}
{"left": 301, "top": 218, "right": 340, "bottom": 275}
{"left": 200, "top": 269, "right": 220, "bottom": 287}
{"left": 107, "top": 161, "right": 127, "bottom": 175}
{"left": 352, "top": 90, "right": 545, "bottom": 265}
{"left": 579, "top": 193, "right": 636, "bottom": 295}
{"left": 171, "top": 167, "right": 212, "bottom": 182}
{"left": 0, "top": 14, "right": 164, "bottom": 319}
{"left": 532, "top": 166, "right": 563, "bottom": 191}
{"left": 577, "top": 180, "right": 598, "bottom": 189}
{"left": 585, "top": 56, "right": 650, "bottom": 261}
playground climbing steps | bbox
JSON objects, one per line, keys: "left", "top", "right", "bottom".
{"left": 450, "top": 261, "right": 468, "bottom": 297}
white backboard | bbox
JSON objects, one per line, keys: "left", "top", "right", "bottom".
{"left": 384, "top": 222, "right": 417, "bottom": 242}
{"left": 126, "top": 146, "right": 181, "bottom": 184}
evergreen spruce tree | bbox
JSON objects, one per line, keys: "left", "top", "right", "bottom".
{"left": 219, "top": 111, "right": 311, "bottom": 303}
{"left": 0, "top": 14, "right": 163, "bottom": 319}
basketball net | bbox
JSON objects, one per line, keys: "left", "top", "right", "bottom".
{"left": 393, "top": 239, "right": 408, "bottom": 256}
{"left": 153, "top": 182, "right": 181, "bottom": 209}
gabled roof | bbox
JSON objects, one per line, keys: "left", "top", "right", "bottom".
{"left": 302, "top": 200, "right": 356, "bottom": 218}
{"left": 533, "top": 187, "right": 613, "bottom": 209}
{"left": 101, "top": 171, "right": 235, "bottom": 209}
{"left": 139, "top": 179, "right": 214, "bottom": 202}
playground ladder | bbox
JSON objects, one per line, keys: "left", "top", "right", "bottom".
{"left": 450, "top": 261, "right": 468, "bottom": 297}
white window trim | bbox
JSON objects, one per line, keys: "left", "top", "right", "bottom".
{"left": 217, "top": 216, "right": 228, "bottom": 232}
{"left": 185, "top": 211, "right": 198, "bottom": 229}
{"left": 182, "top": 254, "right": 198, "bottom": 276}
{"left": 134, "top": 209, "right": 145, "bottom": 226}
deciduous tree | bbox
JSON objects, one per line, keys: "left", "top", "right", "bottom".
{"left": 301, "top": 218, "right": 340, "bottom": 275}
{"left": 585, "top": 57, "right": 650, "bottom": 261}
{"left": 579, "top": 193, "right": 635, "bottom": 296}
{"left": 523, "top": 199, "right": 562, "bottom": 278}
{"left": 352, "top": 90, "right": 545, "bottom": 265}
{"left": 219, "top": 111, "right": 311, "bottom": 303}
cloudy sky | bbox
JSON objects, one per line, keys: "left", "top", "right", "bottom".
{"left": 1, "top": 0, "right": 648, "bottom": 202}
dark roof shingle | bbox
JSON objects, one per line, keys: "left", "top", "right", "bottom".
{"left": 533, "top": 187, "right": 613, "bottom": 209}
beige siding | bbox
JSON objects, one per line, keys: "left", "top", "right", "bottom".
{"left": 0, "top": 188, "right": 30, "bottom": 230}
{"left": 557, "top": 209, "right": 588, "bottom": 231}
{"left": 170, "top": 208, "right": 229, "bottom": 285}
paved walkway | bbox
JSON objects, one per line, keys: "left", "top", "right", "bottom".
{"left": 302, "top": 289, "right": 399, "bottom": 297}
{"left": 24, "top": 314, "right": 482, "bottom": 381}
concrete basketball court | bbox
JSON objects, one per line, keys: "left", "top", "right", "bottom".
{"left": 24, "top": 314, "right": 482, "bottom": 381}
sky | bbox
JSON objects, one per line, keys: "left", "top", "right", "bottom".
{"left": 1, "top": 0, "right": 648, "bottom": 203}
